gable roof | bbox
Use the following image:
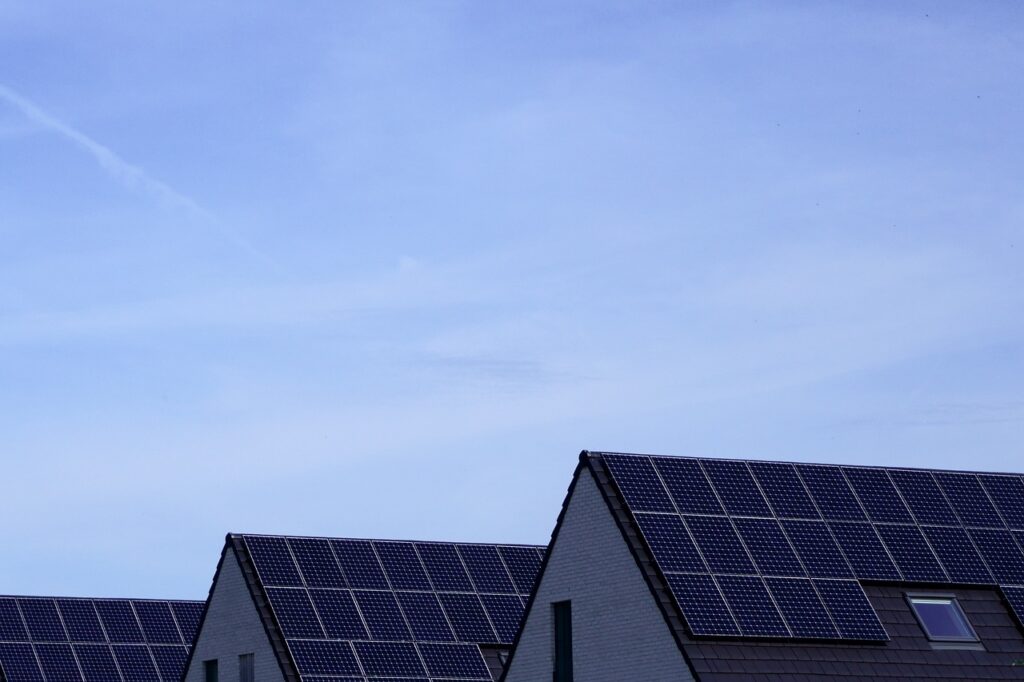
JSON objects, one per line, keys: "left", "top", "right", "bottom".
{"left": 0, "top": 595, "right": 203, "bottom": 682}
{"left": 216, "top": 532, "right": 544, "bottom": 681}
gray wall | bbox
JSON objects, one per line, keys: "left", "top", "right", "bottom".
{"left": 505, "top": 468, "right": 694, "bottom": 682}
{"left": 184, "top": 547, "right": 285, "bottom": 682}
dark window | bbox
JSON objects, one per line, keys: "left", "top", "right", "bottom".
{"left": 238, "top": 653, "right": 254, "bottom": 682}
{"left": 553, "top": 601, "right": 573, "bottom": 682}
{"left": 204, "top": 659, "right": 218, "bottom": 682}
{"left": 907, "top": 596, "right": 978, "bottom": 642}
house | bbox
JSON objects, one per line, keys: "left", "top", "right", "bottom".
{"left": 183, "top": 533, "right": 544, "bottom": 681}
{"left": 0, "top": 595, "right": 202, "bottom": 682}
{"left": 503, "top": 451, "right": 1024, "bottom": 681}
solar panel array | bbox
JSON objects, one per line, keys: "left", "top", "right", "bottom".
{"left": 241, "top": 535, "right": 544, "bottom": 681}
{"left": 600, "top": 453, "right": 1024, "bottom": 642}
{"left": 0, "top": 597, "right": 203, "bottom": 682}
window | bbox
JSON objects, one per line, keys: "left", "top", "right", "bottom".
{"left": 907, "top": 595, "right": 978, "bottom": 642}
{"left": 238, "top": 653, "right": 254, "bottom": 682}
{"left": 553, "top": 600, "right": 573, "bottom": 682}
{"left": 203, "top": 659, "right": 218, "bottom": 682}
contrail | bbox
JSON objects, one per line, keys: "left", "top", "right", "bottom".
{"left": 0, "top": 83, "right": 277, "bottom": 268}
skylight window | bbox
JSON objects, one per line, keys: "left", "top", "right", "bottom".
{"left": 906, "top": 596, "right": 978, "bottom": 642}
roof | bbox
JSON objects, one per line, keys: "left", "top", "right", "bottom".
{"left": 0, "top": 595, "right": 203, "bottom": 682}
{"left": 216, "top": 532, "right": 544, "bottom": 681}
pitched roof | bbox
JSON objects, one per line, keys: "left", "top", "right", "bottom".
{"left": 0, "top": 595, "right": 202, "bottom": 682}
{"left": 219, "top": 533, "right": 544, "bottom": 681}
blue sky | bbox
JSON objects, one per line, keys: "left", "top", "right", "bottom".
{"left": 1, "top": 1, "right": 1022, "bottom": 599}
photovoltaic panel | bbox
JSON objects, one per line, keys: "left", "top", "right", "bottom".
{"left": 417, "top": 543, "right": 474, "bottom": 592}
{"left": 827, "top": 523, "right": 901, "bottom": 581}
{"left": 843, "top": 468, "right": 913, "bottom": 523}
{"left": 352, "top": 641, "right": 425, "bottom": 677}
{"left": 479, "top": 594, "right": 524, "bottom": 644}
{"left": 813, "top": 579, "right": 888, "bottom": 641}
{"left": 603, "top": 454, "right": 676, "bottom": 513}
{"left": 781, "top": 520, "right": 852, "bottom": 578}
{"left": 716, "top": 575, "right": 789, "bottom": 637}
{"left": 921, "top": 526, "right": 993, "bottom": 584}
{"left": 35, "top": 644, "right": 79, "bottom": 682}
{"left": 266, "top": 588, "right": 326, "bottom": 639}
{"left": 701, "top": 459, "right": 772, "bottom": 517}
{"left": 1003, "top": 587, "right": 1024, "bottom": 629}
{"left": 733, "top": 518, "right": 804, "bottom": 576}
{"left": 935, "top": 472, "right": 1004, "bottom": 528}
{"left": 112, "top": 644, "right": 160, "bottom": 681}
{"left": 663, "top": 574, "right": 739, "bottom": 636}
{"left": 418, "top": 642, "right": 491, "bottom": 678}
{"left": 289, "top": 538, "right": 347, "bottom": 589}
{"left": 0, "top": 642, "right": 43, "bottom": 682}
{"left": 797, "top": 465, "right": 867, "bottom": 521}
{"left": 874, "top": 525, "right": 948, "bottom": 582}
{"left": 978, "top": 475, "right": 1024, "bottom": 529}
{"left": 150, "top": 646, "right": 188, "bottom": 681}
{"left": 497, "top": 546, "right": 543, "bottom": 595}
{"left": 684, "top": 516, "right": 756, "bottom": 574}
{"left": 635, "top": 514, "right": 707, "bottom": 573}
{"left": 395, "top": 592, "right": 454, "bottom": 642}
{"left": 309, "top": 589, "right": 368, "bottom": 640}
{"left": 56, "top": 600, "right": 105, "bottom": 642}
{"left": 353, "top": 591, "right": 410, "bottom": 641}
{"left": 748, "top": 461, "right": 820, "bottom": 520}
{"left": 375, "top": 542, "right": 432, "bottom": 591}
{"left": 133, "top": 601, "right": 182, "bottom": 645}
{"left": 245, "top": 535, "right": 303, "bottom": 587}
{"left": 96, "top": 601, "right": 144, "bottom": 644}
{"left": 967, "top": 529, "right": 1024, "bottom": 584}
{"left": 19, "top": 599, "right": 67, "bottom": 642}
{"left": 0, "top": 600, "right": 28, "bottom": 642}
{"left": 288, "top": 640, "right": 360, "bottom": 676}
{"left": 653, "top": 456, "right": 724, "bottom": 515}
{"left": 457, "top": 545, "right": 516, "bottom": 594}
{"left": 331, "top": 540, "right": 389, "bottom": 590}
{"left": 888, "top": 469, "right": 959, "bottom": 525}
{"left": 437, "top": 593, "right": 496, "bottom": 643}
{"left": 765, "top": 578, "right": 839, "bottom": 639}
{"left": 171, "top": 601, "right": 203, "bottom": 644}
{"left": 74, "top": 644, "right": 120, "bottom": 682}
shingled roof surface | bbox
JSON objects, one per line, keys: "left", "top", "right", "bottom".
{"left": 583, "top": 451, "right": 1024, "bottom": 681}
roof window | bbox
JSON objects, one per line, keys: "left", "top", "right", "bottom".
{"left": 906, "top": 595, "right": 978, "bottom": 643}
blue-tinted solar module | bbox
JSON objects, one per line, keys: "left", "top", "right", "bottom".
{"left": 331, "top": 540, "right": 389, "bottom": 590}
{"left": 797, "top": 465, "right": 867, "bottom": 521}
{"left": 289, "top": 538, "right": 347, "bottom": 589}
{"left": 700, "top": 460, "right": 772, "bottom": 517}
{"left": 74, "top": 644, "right": 120, "bottom": 682}
{"left": 288, "top": 640, "right": 360, "bottom": 676}
{"left": 309, "top": 590, "right": 368, "bottom": 640}
{"left": 170, "top": 601, "right": 203, "bottom": 644}
{"left": 781, "top": 520, "right": 852, "bottom": 578}
{"left": 967, "top": 529, "right": 1024, "bottom": 584}
{"left": 827, "top": 523, "right": 901, "bottom": 581}
{"left": 733, "top": 518, "right": 803, "bottom": 576}
{"left": 749, "top": 461, "right": 820, "bottom": 520}
{"left": 0, "top": 599, "right": 28, "bottom": 641}
{"left": 418, "top": 642, "right": 491, "bottom": 678}
{"left": 813, "top": 580, "right": 888, "bottom": 641}
{"left": 267, "top": 588, "right": 326, "bottom": 639}
{"left": 352, "top": 641, "right": 425, "bottom": 676}
{"left": 95, "top": 600, "right": 144, "bottom": 644}
{"left": 888, "top": 469, "right": 959, "bottom": 525}
{"left": 874, "top": 525, "right": 948, "bottom": 582}
{"left": 635, "top": 514, "right": 707, "bottom": 573}
{"left": 844, "top": 468, "right": 913, "bottom": 523}
{"left": 765, "top": 578, "right": 839, "bottom": 639}
{"left": 396, "top": 592, "right": 454, "bottom": 642}
{"left": 0, "top": 642, "right": 44, "bottom": 682}
{"left": 1003, "top": 587, "right": 1024, "bottom": 629}
{"left": 497, "top": 546, "right": 543, "bottom": 595}
{"left": 437, "top": 593, "right": 496, "bottom": 643}
{"left": 457, "top": 545, "right": 516, "bottom": 594}
{"left": 603, "top": 454, "right": 676, "bottom": 512}
{"left": 716, "top": 576, "right": 789, "bottom": 637}
{"left": 921, "top": 526, "right": 993, "bottom": 584}
{"left": 375, "top": 542, "right": 432, "bottom": 591}
{"left": 19, "top": 599, "right": 67, "bottom": 641}
{"left": 652, "top": 456, "right": 723, "bottom": 515}
{"left": 35, "top": 644, "right": 79, "bottom": 682}
{"left": 353, "top": 591, "right": 410, "bottom": 640}
{"left": 935, "top": 472, "right": 1004, "bottom": 528}
{"left": 56, "top": 600, "right": 105, "bottom": 642}
{"left": 663, "top": 574, "right": 739, "bottom": 636}
{"left": 684, "top": 516, "right": 756, "bottom": 574}
{"left": 479, "top": 594, "right": 524, "bottom": 644}
{"left": 417, "top": 543, "right": 474, "bottom": 592}
{"left": 979, "top": 475, "right": 1024, "bottom": 529}
{"left": 113, "top": 644, "right": 160, "bottom": 681}
{"left": 245, "top": 535, "right": 302, "bottom": 587}
{"left": 150, "top": 646, "right": 188, "bottom": 681}
{"left": 133, "top": 601, "right": 181, "bottom": 645}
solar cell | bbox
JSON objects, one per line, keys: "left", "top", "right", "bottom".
{"left": 352, "top": 641, "right": 425, "bottom": 677}
{"left": 979, "top": 475, "right": 1024, "bottom": 529}
{"left": 888, "top": 469, "right": 958, "bottom": 525}
{"left": 765, "top": 577, "right": 839, "bottom": 639}
{"left": 332, "top": 540, "right": 389, "bottom": 590}
{"left": 479, "top": 594, "right": 524, "bottom": 644}
{"left": 683, "top": 516, "right": 756, "bottom": 574}
{"left": 457, "top": 545, "right": 516, "bottom": 594}
{"left": 289, "top": 538, "right": 347, "bottom": 589}
{"left": 0, "top": 642, "right": 44, "bottom": 682}
{"left": 843, "top": 468, "right": 913, "bottom": 523}
{"left": 716, "top": 575, "right": 789, "bottom": 637}
{"left": 288, "top": 640, "right": 360, "bottom": 676}
{"left": 497, "top": 546, "right": 543, "bottom": 595}
{"left": 733, "top": 518, "right": 804, "bottom": 576}
{"left": 418, "top": 642, "right": 491, "bottom": 678}
{"left": 112, "top": 644, "right": 160, "bottom": 681}
{"left": 352, "top": 591, "right": 410, "bottom": 641}
{"left": 34, "top": 643, "right": 80, "bottom": 682}
{"left": 73, "top": 644, "right": 120, "bottom": 682}
{"left": 244, "top": 535, "right": 303, "bottom": 587}
{"left": 19, "top": 599, "right": 67, "bottom": 642}
{"left": 170, "top": 601, "right": 203, "bottom": 644}
{"left": 652, "top": 456, "right": 724, "bottom": 515}
{"left": 663, "top": 574, "right": 740, "bottom": 636}
{"left": 437, "top": 593, "right": 496, "bottom": 643}
{"left": 265, "top": 588, "right": 326, "bottom": 639}
{"left": 701, "top": 459, "right": 772, "bottom": 517}
{"left": 375, "top": 542, "right": 432, "bottom": 591}
{"left": 56, "top": 600, "right": 104, "bottom": 643}
{"left": 921, "top": 526, "right": 993, "bottom": 584}
{"left": 309, "top": 590, "right": 368, "bottom": 640}
{"left": 603, "top": 454, "right": 676, "bottom": 513}
{"left": 395, "top": 592, "right": 454, "bottom": 642}
{"left": 635, "top": 513, "right": 707, "bottom": 573}
{"left": 417, "top": 543, "right": 474, "bottom": 592}
{"left": 781, "top": 520, "right": 852, "bottom": 578}
{"left": 967, "top": 528, "right": 1024, "bottom": 584}
{"left": 0, "top": 599, "right": 29, "bottom": 641}
{"left": 874, "top": 524, "right": 948, "bottom": 582}
{"left": 748, "top": 462, "right": 820, "bottom": 520}
{"left": 150, "top": 645, "right": 188, "bottom": 682}
{"left": 1003, "top": 586, "right": 1024, "bottom": 629}
{"left": 827, "top": 522, "right": 902, "bottom": 581}
{"left": 796, "top": 465, "right": 867, "bottom": 521}
{"left": 813, "top": 579, "right": 888, "bottom": 641}
{"left": 133, "top": 601, "right": 181, "bottom": 645}
{"left": 934, "top": 473, "right": 1004, "bottom": 528}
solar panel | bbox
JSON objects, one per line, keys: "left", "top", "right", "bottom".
{"left": 603, "top": 454, "right": 676, "bottom": 513}
{"left": 267, "top": 588, "right": 326, "bottom": 639}
{"left": 733, "top": 518, "right": 804, "bottom": 576}
{"left": 245, "top": 535, "right": 303, "bottom": 586}
{"left": 827, "top": 522, "right": 902, "bottom": 581}
{"left": 375, "top": 542, "right": 432, "bottom": 591}
{"left": 0, "top": 642, "right": 43, "bottom": 682}
{"left": 684, "top": 516, "right": 756, "bottom": 574}
{"left": 978, "top": 475, "right": 1024, "bottom": 529}
{"left": 351, "top": 641, "right": 425, "bottom": 677}
{"left": 457, "top": 544, "right": 516, "bottom": 594}
{"left": 418, "top": 642, "right": 491, "bottom": 678}
{"left": 781, "top": 520, "right": 852, "bottom": 578}
{"left": 75, "top": 643, "right": 120, "bottom": 682}
{"left": 663, "top": 574, "right": 739, "bottom": 636}
{"left": 19, "top": 599, "right": 66, "bottom": 642}
{"left": 796, "top": 465, "right": 867, "bottom": 521}
{"left": 888, "top": 469, "right": 959, "bottom": 525}
{"left": 417, "top": 543, "right": 474, "bottom": 592}
{"left": 437, "top": 593, "right": 496, "bottom": 643}
{"left": 112, "top": 643, "right": 160, "bottom": 681}
{"left": 874, "top": 524, "right": 948, "bottom": 582}
{"left": 95, "top": 600, "right": 144, "bottom": 643}
{"left": 635, "top": 513, "right": 707, "bottom": 573}
{"left": 765, "top": 577, "right": 839, "bottom": 639}
{"left": 497, "top": 546, "right": 543, "bottom": 595}
{"left": 353, "top": 590, "right": 410, "bottom": 640}
{"left": 56, "top": 599, "right": 105, "bottom": 642}
{"left": 1003, "top": 586, "right": 1024, "bottom": 628}
{"left": 843, "top": 468, "right": 913, "bottom": 523}
{"left": 749, "top": 461, "right": 820, "bottom": 520}
{"left": 479, "top": 594, "right": 524, "bottom": 644}
{"left": 395, "top": 592, "right": 454, "bottom": 642}
{"left": 309, "top": 589, "right": 368, "bottom": 640}
{"left": 700, "top": 460, "right": 772, "bottom": 517}
{"left": 813, "top": 579, "right": 888, "bottom": 641}
{"left": 967, "top": 529, "right": 1024, "bottom": 584}
{"left": 288, "top": 640, "right": 360, "bottom": 676}
{"left": 331, "top": 540, "right": 389, "bottom": 590}
{"left": 921, "top": 526, "right": 993, "bottom": 584}
{"left": 934, "top": 472, "right": 1004, "bottom": 528}
{"left": 150, "top": 646, "right": 188, "bottom": 681}
{"left": 652, "top": 456, "right": 724, "bottom": 515}
{"left": 133, "top": 601, "right": 182, "bottom": 644}
{"left": 289, "top": 538, "right": 348, "bottom": 589}
{"left": 716, "top": 575, "right": 789, "bottom": 637}
{"left": 170, "top": 601, "right": 203, "bottom": 644}
{"left": 0, "top": 600, "right": 27, "bottom": 642}
{"left": 35, "top": 643, "right": 79, "bottom": 682}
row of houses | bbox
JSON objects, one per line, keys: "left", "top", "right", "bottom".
{"left": 4, "top": 451, "right": 1024, "bottom": 681}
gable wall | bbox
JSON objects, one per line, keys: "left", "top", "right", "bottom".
{"left": 184, "top": 547, "right": 285, "bottom": 682}
{"left": 504, "top": 467, "right": 694, "bottom": 681}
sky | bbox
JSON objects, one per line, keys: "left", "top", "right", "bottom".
{"left": 1, "top": 1, "right": 1022, "bottom": 599}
